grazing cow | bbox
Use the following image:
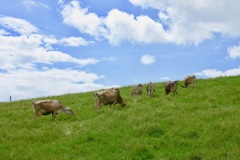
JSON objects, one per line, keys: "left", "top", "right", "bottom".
{"left": 31, "top": 100, "right": 73, "bottom": 120}
{"left": 183, "top": 75, "right": 196, "bottom": 88}
{"left": 130, "top": 84, "right": 143, "bottom": 96}
{"left": 165, "top": 81, "right": 178, "bottom": 95}
{"left": 94, "top": 88, "right": 126, "bottom": 110}
{"left": 146, "top": 82, "right": 155, "bottom": 97}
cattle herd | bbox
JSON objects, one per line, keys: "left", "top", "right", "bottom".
{"left": 31, "top": 75, "right": 196, "bottom": 120}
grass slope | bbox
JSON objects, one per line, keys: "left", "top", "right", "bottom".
{"left": 1, "top": 76, "right": 240, "bottom": 160}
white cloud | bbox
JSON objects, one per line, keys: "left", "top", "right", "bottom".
{"left": 0, "top": 34, "right": 98, "bottom": 71}
{"left": 60, "top": 0, "right": 240, "bottom": 45}
{"left": 0, "top": 16, "right": 38, "bottom": 35}
{"left": 227, "top": 45, "right": 240, "bottom": 60}
{"left": 129, "top": 0, "right": 240, "bottom": 44}
{"left": 60, "top": 2, "right": 166, "bottom": 45}
{"left": 0, "top": 29, "right": 9, "bottom": 35}
{"left": 140, "top": 54, "right": 155, "bottom": 65}
{"left": 0, "top": 15, "right": 99, "bottom": 102}
{"left": 59, "top": 37, "right": 93, "bottom": 46}
{"left": 58, "top": 0, "right": 63, "bottom": 5}
{"left": 23, "top": 0, "right": 50, "bottom": 10}
{"left": 160, "top": 77, "right": 171, "bottom": 81}
{"left": 129, "top": 0, "right": 165, "bottom": 9}
{"left": 104, "top": 9, "right": 137, "bottom": 45}
{"left": 0, "top": 69, "right": 106, "bottom": 101}
{"left": 105, "top": 9, "right": 166, "bottom": 45}
{"left": 61, "top": 1, "right": 106, "bottom": 38}
{"left": 195, "top": 67, "right": 240, "bottom": 78}
{"left": 158, "top": 12, "right": 170, "bottom": 24}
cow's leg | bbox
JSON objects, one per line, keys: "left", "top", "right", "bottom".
{"left": 95, "top": 101, "right": 101, "bottom": 110}
{"left": 52, "top": 111, "right": 57, "bottom": 120}
{"left": 95, "top": 104, "right": 99, "bottom": 110}
{"left": 95, "top": 103, "right": 99, "bottom": 110}
{"left": 34, "top": 111, "right": 38, "bottom": 118}
{"left": 94, "top": 96, "right": 100, "bottom": 110}
{"left": 165, "top": 89, "right": 170, "bottom": 95}
{"left": 34, "top": 110, "right": 42, "bottom": 118}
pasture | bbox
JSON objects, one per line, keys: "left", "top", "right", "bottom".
{"left": 1, "top": 76, "right": 240, "bottom": 159}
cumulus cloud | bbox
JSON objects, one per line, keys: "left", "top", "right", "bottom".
{"left": 129, "top": 0, "right": 240, "bottom": 44}
{"left": 140, "top": 54, "right": 155, "bottom": 65}
{"left": 0, "top": 15, "right": 97, "bottom": 71}
{"left": 61, "top": 3, "right": 166, "bottom": 45}
{"left": 195, "top": 67, "right": 240, "bottom": 78}
{"left": 0, "top": 16, "right": 38, "bottom": 35}
{"left": 105, "top": 9, "right": 166, "bottom": 45}
{"left": 61, "top": 1, "right": 106, "bottom": 38}
{"left": 104, "top": 9, "right": 137, "bottom": 45}
{"left": 60, "top": 0, "right": 240, "bottom": 45}
{"left": 0, "top": 15, "right": 102, "bottom": 101}
{"left": 227, "top": 45, "right": 240, "bottom": 60}
{"left": 0, "top": 69, "right": 106, "bottom": 101}
{"left": 0, "top": 35, "right": 98, "bottom": 71}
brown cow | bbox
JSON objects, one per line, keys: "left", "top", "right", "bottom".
{"left": 94, "top": 88, "right": 126, "bottom": 110}
{"left": 130, "top": 84, "right": 142, "bottom": 96}
{"left": 165, "top": 81, "right": 178, "bottom": 95}
{"left": 31, "top": 100, "right": 73, "bottom": 120}
{"left": 146, "top": 82, "right": 155, "bottom": 97}
{"left": 183, "top": 75, "right": 196, "bottom": 88}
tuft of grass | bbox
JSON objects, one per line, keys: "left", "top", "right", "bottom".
{"left": 1, "top": 76, "right": 240, "bottom": 159}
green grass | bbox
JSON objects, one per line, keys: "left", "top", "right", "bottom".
{"left": 1, "top": 76, "right": 240, "bottom": 159}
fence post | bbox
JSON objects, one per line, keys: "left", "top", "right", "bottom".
{"left": 10, "top": 96, "right": 11, "bottom": 102}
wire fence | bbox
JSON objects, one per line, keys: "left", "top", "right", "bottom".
{"left": 0, "top": 96, "right": 12, "bottom": 102}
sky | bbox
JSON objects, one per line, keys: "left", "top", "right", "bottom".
{"left": 0, "top": 0, "right": 240, "bottom": 101}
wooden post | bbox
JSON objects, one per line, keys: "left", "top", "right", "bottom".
{"left": 10, "top": 96, "right": 11, "bottom": 102}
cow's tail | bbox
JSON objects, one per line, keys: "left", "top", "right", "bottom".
{"left": 30, "top": 101, "right": 35, "bottom": 114}
{"left": 178, "top": 83, "right": 186, "bottom": 88}
{"left": 30, "top": 100, "right": 34, "bottom": 107}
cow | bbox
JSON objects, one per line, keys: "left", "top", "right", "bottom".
{"left": 31, "top": 100, "right": 73, "bottom": 120}
{"left": 94, "top": 88, "right": 126, "bottom": 110}
{"left": 183, "top": 75, "right": 196, "bottom": 88}
{"left": 165, "top": 81, "right": 178, "bottom": 95}
{"left": 146, "top": 82, "right": 155, "bottom": 97}
{"left": 130, "top": 84, "right": 143, "bottom": 96}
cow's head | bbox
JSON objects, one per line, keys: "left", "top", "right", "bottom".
{"left": 61, "top": 107, "right": 74, "bottom": 115}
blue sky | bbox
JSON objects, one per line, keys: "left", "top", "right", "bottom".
{"left": 0, "top": 0, "right": 240, "bottom": 101}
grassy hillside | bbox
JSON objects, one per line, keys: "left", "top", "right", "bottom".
{"left": 1, "top": 76, "right": 240, "bottom": 159}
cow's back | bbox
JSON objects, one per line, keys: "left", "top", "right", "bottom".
{"left": 146, "top": 82, "right": 154, "bottom": 96}
{"left": 165, "top": 81, "right": 178, "bottom": 95}
{"left": 165, "top": 81, "right": 172, "bottom": 90}
{"left": 94, "top": 88, "right": 125, "bottom": 109}
{"left": 131, "top": 84, "right": 142, "bottom": 96}
{"left": 95, "top": 88, "right": 119, "bottom": 104}
{"left": 105, "top": 88, "right": 121, "bottom": 103}
{"left": 184, "top": 75, "right": 196, "bottom": 87}
{"left": 32, "top": 100, "right": 61, "bottom": 110}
